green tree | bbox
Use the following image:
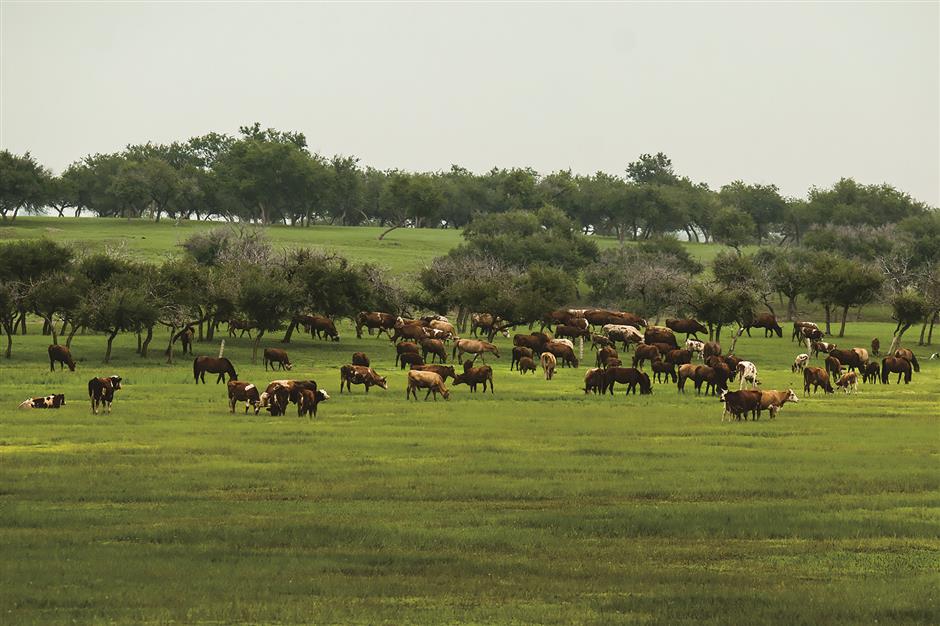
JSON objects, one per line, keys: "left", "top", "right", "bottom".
{"left": 887, "top": 289, "right": 928, "bottom": 354}
{"left": 237, "top": 269, "right": 299, "bottom": 362}
{"left": 711, "top": 207, "right": 755, "bottom": 253}
{"left": 377, "top": 171, "right": 444, "bottom": 239}
{"left": 829, "top": 261, "right": 884, "bottom": 337}
{"left": 719, "top": 181, "right": 786, "bottom": 245}
{"left": 0, "top": 150, "right": 49, "bottom": 222}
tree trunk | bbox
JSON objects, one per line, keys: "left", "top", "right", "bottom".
{"left": 928, "top": 313, "right": 936, "bottom": 345}
{"left": 165, "top": 324, "right": 178, "bottom": 364}
{"left": 824, "top": 305, "right": 832, "bottom": 335}
{"left": 18, "top": 311, "right": 27, "bottom": 335}
{"left": 715, "top": 324, "right": 723, "bottom": 343}
{"left": 281, "top": 319, "right": 298, "bottom": 343}
{"left": 888, "top": 324, "right": 911, "bottom": 356}
{"left": 136, "top": 331, "right": 142, "bottom": 354}
{"left": 140, "top": 325, "right": 153, "bottom": 357}
{"left": 46, "top": 316, "right": 58, "bottom": 344}
{"left": 3, "top": 322, "right": 12, "bottom": 358}
{"left": 66, "top": 324, "right": 79, "bottom": 348}
{"left": 838, "top": 306, "right": 849, "bottom": 338}
{"left": 105, "top": 330, "right": 119, "bottom": 363}
{"left": 728, "top": 327, "right": 744, "bottom": 355}
{"left": 378, "top": 221, "right": 405, "bottom": 240}
{"left": 918, "top": 319, "right": 928, "bottom": 346}
{"left": 252, "top": 329, "right": 265, "bottom": 363}
{"left": 786, "top": 295, "right": 797, "bottom": 321}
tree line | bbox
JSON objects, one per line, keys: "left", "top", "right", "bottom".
{"left": 1, "top": 123, "right": 933, "bottom": 248}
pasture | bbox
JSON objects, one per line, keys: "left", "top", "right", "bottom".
{"left": 1, "top": 319, "right": 938, "bottom": 624}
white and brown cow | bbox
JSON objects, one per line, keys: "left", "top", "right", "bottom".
{"left": 227, "top": 380, "right": 261, "bottom": 414}
{"left": 18, "top": 394, "right": 66, "bottom": 409}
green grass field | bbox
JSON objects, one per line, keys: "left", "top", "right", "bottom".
{"left": 1, "top": 218, "right": 937, "bottom": 624}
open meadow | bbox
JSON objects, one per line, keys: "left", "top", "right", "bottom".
{"left": 1, "top": 314, "right": 938, "bottom": 624}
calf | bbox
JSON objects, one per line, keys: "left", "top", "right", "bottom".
{"left": 517, "top": 356, "right": 537, "bottom": 374}
{"left": 791, "top": 353, "right": 809, "bottom": 373}
{"left": 803, "top": 367, "right": 834, "bottom": 394}
{"left": 227, "top": 380, "right": 261, "bottom": 414}
{"left": 352, "top": 351, "right": 370, "bottom": 367}
{"left": 590, "top": 335, "right": 613, "bottom": 351}
{"left": 48, "top": 344, "right": 76, "bottom": 372}
{"left": 395, "top": 342, "right": 420, "bottom": 367}
{"left": 340, "top": 365, "right": 388, "bottom": 393}
{"left": 263, "top": 347, "right": 292, "bottom": 371}
{"left": 406, "top": 370, "right": 450, "bottom": 400}
{"left": 596, "top": 346, "right": 619, "bottom": 368}
{"left": 453, "top": 363, "right": 495, "bottom": 393}
{"left": 651, "top": 359, "right": 676, "bottom": 383}
{"left": 18, "top": 394, "right": 66, "bottom": 409}
{"left": 835, "top": 372, "right": 858, "bottom": 394}
{"left": 298, "top": 387, "right": 330, "bottom": 418}
{"left": 861, "top": 361, "right": 881, "bottom": 384}
{"left": 88, "top": 375, "right": 122, "bottom": 414}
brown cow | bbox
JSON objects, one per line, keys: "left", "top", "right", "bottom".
{"left": 544, "top": 342, "right": 578, "bottom": 368}
{"left": 881, "top": 357, "right": 912, "bottom": 384}
{"left": 824, "top": 355, "right": 843, "bottom": 379}
{"left": 792, "top": 321, "right": 819, "bottom": 342}
{"left": 390, "top": 323, "right": 427, "bottom": 343}
{"left": 743, "top": 313, "right": 783, "bottom": 338}
{"left": 643, "top": 326, "right": 678, "bottom": 349}
{"left": 835, "top": 372, "right": 858, "bottom": 393}
{"left": 702, "top": 341, "right": 721, "bottom": 359}
{"left": 356, "top": 311, "right": 397, "bottom": 339}
{"left": 406, "top": 370, "right": 450, "bottom": 401}
{"left": 803, "top": 367, "right": 834, "bottom": 394}
{"left": 453, "top": 339, "right": 500, "bottom": 363}
{"left": 871, "top": 337, "right": 880, "bottom": 356}
{"left": 666, "top": 318, "right": 708, "bottom": 338}
{"left": 340, "top": 365, "right": 388, "bottom": 393}
{"left": 227, "top": 380, "right": 261, "bottom": 414}
{"left": 862, "top": 361, "right": 881, "bottom": 384}
{"left": 420, "top": 338, "right": 448, "bottom": 363}
{"left": 651, "top": 358, "right": 676, "bottom": 383}
{"left": 352, "top": 352, "right": 370, "bottom": 367}
{"left": 399, "top": 353, "right": 425, "bottom": 370}
{"left": 263, "top": 348, "right": 292, "bottom": 371}
{"left": 704, "top": 362, "right": 733, "bottom": 396}
{"left": 410, "top": 364, "right": 457, "bottom": 382}
{"left": 193, "top": 356, "right": 237, "bottom": 384}
{"left": 556, "top": 324, "right": 590, "bottom": 341}
{"left": 583, "top": 367, "right": 606, "bottom": 394}
{"left": 720, "top": 389, "right": 764, "bottom": 421}
{"left": 511, "top": 346, "right": 535, "bottom": 371}
{"left": 604, "top": 367, "right": 653, "bottom": 395}
{"left": 227, "top": 318, "right": 255, "bottom": 338}
{"left": 471, "top": 313, "right": 506, "bottom": 338}
{"left": 297, "top": 387, "right": 330, "bottom": 418}
{"left": 828, "top": 348, "right": 867, "bottom": 372}
{"left": 631, "top": 344, "right": 660, "bottom": 369}
{"left": 298, "top": 315, "right": 339, "bottom": 341}
{"left": 453, "top": 362, "right": 494, "bottom": 393}
{"left": 676, "top": 364, "right": 698, "bottom": 393}
{"left": 596, "top": 346, "right": 619, "bottom": 369}
{"left": 666, "top": 349, "right": 693, "bottom": 366}
{"left": 540, "top": 352, "right": 557, "bottom": 380}
{"left": 513, "top": 333, "right": 548, "bottom": 353}
{"left": 88, "top": 375, "right": 122, "bottom": 414}
{"left": 590, "top": 334, "right": 613, "bottom": 351}
{"left": 48, "top": 344, "right": 76, "bottom": 372}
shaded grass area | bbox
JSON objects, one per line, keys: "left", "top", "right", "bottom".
{"left": 1, "top": 321, "right": 938, "bottom": 624}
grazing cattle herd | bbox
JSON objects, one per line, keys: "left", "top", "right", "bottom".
{"left": 14, "top": 308, "right": 930, "bottom": 423}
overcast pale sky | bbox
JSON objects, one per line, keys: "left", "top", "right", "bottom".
{"left": 2, "top": 1, "right": 938, "bottom": 206}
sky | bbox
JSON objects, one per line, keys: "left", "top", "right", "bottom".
{"left": 2, "top": 1, "right": 938, "bottom": 206}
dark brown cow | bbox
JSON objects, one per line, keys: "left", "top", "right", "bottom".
{"left": 88, "top": 375, "right": 121, "bottom": 414}
{"left": 513, "top": 333, "right": 547, "bottom": 353}
{"left": 193, "top": 357, "right": 237, "bottom": 384}
{"left": 894, "top": 348, "right": 920, "bottom": 372}
{"left": 666, "top": 349, "right": 693, "bottom": 366}
{"left": 541, "top": 309, "right": 577, "bottom": 331}
{"left": 420, "top": 338, "right": 447, "bottom": 363}
{"left": 824, "top": 355, "right": 843, "bottom": 379}
{"left": 352, "top": 351, "right": 370, "bottom": 367}
{"left": 227, "top": 318, "right": 255, "bottom": 338}
{"left": 720, "top": 389, "right": 763, "bottom": 421}
{"left": 803, "top": 367, "right": 834, "bottom": 394}
{"left": 227, "top": 380, "right": 261, "bottom": 414}
{"left": 18, "top": 394, "right": 66, "bottom": 409}
{"left": 583, "top": 368, "right": 607, "bottom": 394}
{"left": 356, "top": 311, "right": 397, "bottom": 339}
{"left": 723, "top": 354, "right": 743, "bottom": 372}
{"left": 828, "top": 348, "right": 867, "bottom": 372}
{"left": 632, "top": 344, "right": 660, "bottom": 369}
{"left": 410, "top": 364, "right": 457, "bottom": 382}
{"left": 395, "top": 342, "right": 420, "bottom": 367}
{"left": 399, "top": 353, "right": 425, "bottom": 370}
{"left": 862, "top": 361, "right": 881, "bottom": 384}
{"left": 263, "top": 348, "right": 292, "bottom": 371}
{"left": 298, "top": 314, "right": 340, "bottom": 341}
{"left": 544, "top": 342, "right": 578, "bottom": 368}
{"left": 704, "top": 362, "right": 733, "bottom": 396}
{"left": 390, "top": 323, "right": 427, "bottom": 343}
{"left": 297, "top": 387, "right": 330, "bottom": 418}
{"left": 596, "top": 346, "right": 619, "bottom": 368}
{"left": 643, "top": 327, "right": 678, "bottom": 349}
{"left": 556, "top": 324, "right": 590, "bottom": 340}
{"left": 590, "top": 334, "right": 613, "bottom": 351}
{"left": 702, "top": 342, "right": 721, "bottom": 359}
{"left": 603, "top": 367, "right": 653, "bottom": 395}
{"left": 743, "top": 313, "right": 783, "bottom": 338}
{"left": 511, "top": 346, "right": 535, "bottom": 371}
{"left": 651, "top": 359, "right": 676, "bottom": 383}
{"left": 453, "top": 362, "right": 494, "bottom": 393}
{"left": 666, "top": 318, "right": 707, "bottom": 338}
{"left": 871, "top": 337, "right": 880, "bottom": 356}
{"left": 471, "top": 313, "right": 508, "bottom": 338}
{"left": 48, "top": 344, "right": 76, "bottom": 372}
{"left": 517, "top": 356, "right": 537, "bottom": 374}
{"left": 881, "top": 357, "right": 912, "bottom": 384}
{"left": 340, "top": 365, "right": 388, "bottom": 393}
